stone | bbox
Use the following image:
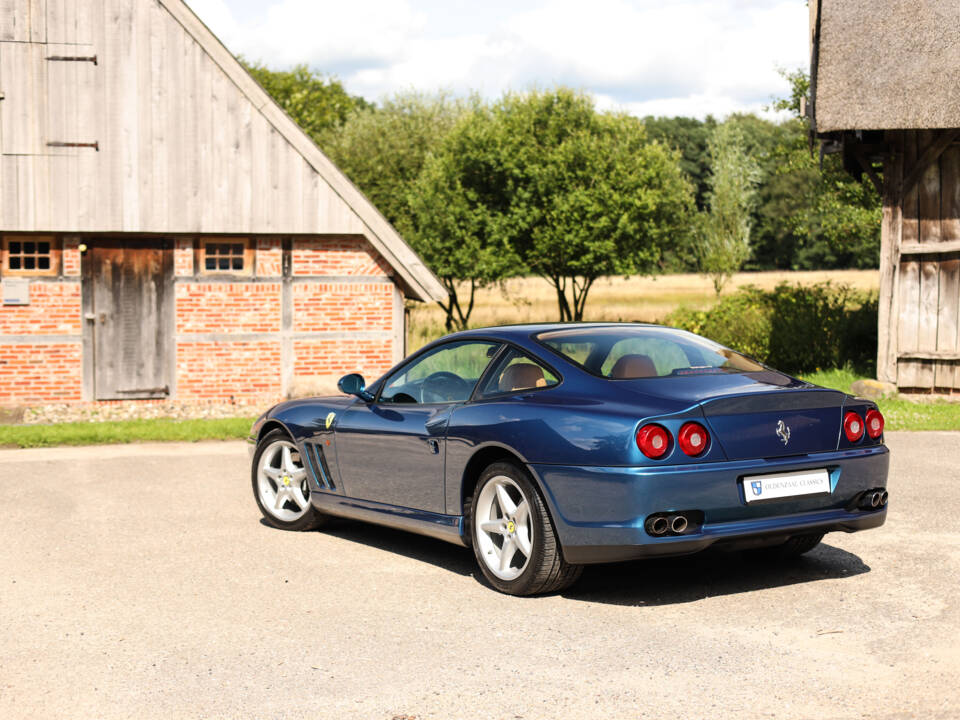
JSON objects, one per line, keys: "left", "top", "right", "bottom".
{"left": 850, "top": 379, "right": 898, "bottom": 400}
{"left": 0, "top": 406, "right": 25, "bottom": 425}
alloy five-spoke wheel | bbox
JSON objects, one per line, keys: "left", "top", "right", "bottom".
{"left": 474, "top": 475, "right": 534, "bottom": 581}
{"left": 252, "top": 429, "right": 324, "bottom": 531}
{"left": 470, "top": 461, "right": 582, "bottom": 595}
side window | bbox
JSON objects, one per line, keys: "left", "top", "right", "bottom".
{"left": 380, "top": 341, "right": 500, "bottom": 404}
{"left": 477, "top": 348, "right": 560, "bottom": 399}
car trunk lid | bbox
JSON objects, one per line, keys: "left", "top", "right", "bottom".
{"left": 699, "top": 389, "right": 844, "bottom": 459}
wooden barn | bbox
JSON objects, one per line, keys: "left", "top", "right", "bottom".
{"left": 809, "top": 0, "right": 960, "bottom": 392}
{"left": 0, "top": 0, "right": 445, "bottom": 405}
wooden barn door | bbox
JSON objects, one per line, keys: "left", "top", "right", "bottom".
{"left": 879, "top": 130, "right": 960, "bottom": 392}
{"left": 83, "top": 239, "right": 174, "bottom": 400}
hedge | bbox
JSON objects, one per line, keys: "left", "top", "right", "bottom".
{"left": 666, "top": 282, "right": 877, "bottom": 375}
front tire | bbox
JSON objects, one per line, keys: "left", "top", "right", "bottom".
{"left": 252, "top": 429, "right": 325, "bottom": 531}
{"left": 469, "top": 461, "right": 582, "bottom": 596}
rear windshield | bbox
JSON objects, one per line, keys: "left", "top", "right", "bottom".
{"left": 536, "top": 326, "right": 764, "bottom": 379}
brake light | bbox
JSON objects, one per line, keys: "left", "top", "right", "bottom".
{"left": 677, "top": 421, "right": 709, "bottom": 456}
{"left": 637, "top": 424, "right": 670, "bottom": 459}
{"left": 865, "top": 409, "right": 884, "bottom": 439}
{"left": 843, "top": 411, "right": 864, "bottom": 442}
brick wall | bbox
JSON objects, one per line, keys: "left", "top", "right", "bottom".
{"left": 293, "top": 282, "right": 393, "bottom": 333}
{"left": 290, "top": 338, "right": 395, "bottom": 397}
{"left": 62, "top": 239, "right": 81, "bottom": 276}
{"left": 176, "top": 283, "right": 281, "bottom": 334}
{"left": 176, "top": 341, "right": 282, "bottom": 401}
{"left": 1, "top": 234, "right": 401, "bottom": 405}
{"left": 292, "top": 236, "right": 391, "bottom": 276}
{"left": 256, "top": 238, "right": 282, "bottom": 277}
{"left": 0, "top": 342, "right": 82, "bottom": 403}
{"left": 0, "top": 282, "right": 82, "bottom": 335}
{"left": 174, "top": 239, "right": 193, "bottom": 276}
{"left": 0, "top": 272, "right": 82, "bottom": 404}
{"left": 175, "top": 236, "right": 398, "bottom": 402}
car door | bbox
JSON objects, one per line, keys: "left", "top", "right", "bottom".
{"left": 333, "top": 340, "right": 502, "bottom": 513}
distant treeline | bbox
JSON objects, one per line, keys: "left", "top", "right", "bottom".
{"left": 244, "top": 61, "right": 881, "bottom": 326}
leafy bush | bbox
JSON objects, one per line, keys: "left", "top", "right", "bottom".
{"left": 667, "top": 282, "right": 877, "bottom": 375}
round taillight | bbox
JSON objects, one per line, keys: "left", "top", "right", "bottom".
{"left": 677, "top": 421, "right": 709, "bottom": 456}
{"left": 843, "top": 411, "right": 864, "bottom": 442}
{"left": 865, "top": 409, "right": 884, "bottom": 439}
{"left": 637, "top": 424, "right": 671, "bottom": 459}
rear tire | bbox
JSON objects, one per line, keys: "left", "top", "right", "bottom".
{"left": 746, "top": 532, "right": 824, "bottom": 561}
{"left": 469, "top": 461, "right": 582, "bottom": 596}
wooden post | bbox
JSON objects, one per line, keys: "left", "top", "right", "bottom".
{"left": 877, "top": 131, "right": 903, "bottom": 383}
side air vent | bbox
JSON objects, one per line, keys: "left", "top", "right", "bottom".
{"left": 304, "top": 441, "right": 336, "bottom": 491}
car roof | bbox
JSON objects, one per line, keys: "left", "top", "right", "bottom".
{"left": 445, "top": 322, "right": 660, "bottom": 342}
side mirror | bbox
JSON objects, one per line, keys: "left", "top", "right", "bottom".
{"left": 337, "top": 373, "right": 374, "bottom": 402}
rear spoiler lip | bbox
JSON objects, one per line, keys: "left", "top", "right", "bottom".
{"left": 699, "top": 388, "right": 848, "bottom": 417}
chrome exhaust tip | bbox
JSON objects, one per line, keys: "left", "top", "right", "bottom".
{"left": 647, "top": 516, "right": 669, "bottom": 536}
{"left": 879, "top": 489, "right": 888, "bottom": 506}
{"left": 669, "top": 514, "right": 688, "bottom": 534}
{"left": 857, "top": 489, "right": 884, "bottom": 511}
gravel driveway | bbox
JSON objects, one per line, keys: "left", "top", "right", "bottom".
{"left": 0, "top": 433, "right": 956, "bottom": 719}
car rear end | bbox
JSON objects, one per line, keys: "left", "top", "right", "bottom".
{"left": 528, "top": 325, "right": 889, "bottom": 564}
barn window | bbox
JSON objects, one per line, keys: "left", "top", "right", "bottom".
{"left": 2, "top": 236, "right": 59, "bottom": 276}
{"left": 200, "top": 238, "right": 252, "bottom": 275}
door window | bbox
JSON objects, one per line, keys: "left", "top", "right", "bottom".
{"left": 380, "top": 341, "right": 501, "bottom": 404}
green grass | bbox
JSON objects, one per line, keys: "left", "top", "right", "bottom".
{"left": 803, "top": 368, "right": 960, "bottom": 431}
{"left": 0, "top": 416, "right": 256, "bottom": 449}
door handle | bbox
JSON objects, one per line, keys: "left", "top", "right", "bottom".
{"left": 426, "top": 438, "right": 440, "bottom": 454}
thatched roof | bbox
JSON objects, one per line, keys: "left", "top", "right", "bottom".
{"left": 811, "top": 0, "right": 960, "bottom": 132}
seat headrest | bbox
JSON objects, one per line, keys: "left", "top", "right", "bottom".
{"left": 610, "top": 353, "right": 657, "bottom": 379}
{"left": 498, "top": 363, "right": 547, "bottom": 392}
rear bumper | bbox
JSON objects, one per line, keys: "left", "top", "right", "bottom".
{"left": 529, "top": 444, "right": 889, "bottom": 565}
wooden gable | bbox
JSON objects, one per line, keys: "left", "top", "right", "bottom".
{"left": 0, "top": 0, "right": 445, "bottom": 302}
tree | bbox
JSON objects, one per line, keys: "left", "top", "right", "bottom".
{"left": 642, "top": 115, "right": 717, "bottom": 211}
{"left": 699, "top": 122, "right": 761, "bottom": 295}
{"left": 405, "top": 104, "right": 520, "bottom": 331}
{"left": 241, "top": 60, "right": 371, "bottom": 141}
{"left": 407, "top": 89, "right": 695, "bottom": 326}
{"left": 766, "top": 69, "right": 882, "bottom": 269}
{"left": 320, "top": 91, "right": 472, "bottom": 230}
{"left": 509, "top": 103, "right": 696, "bottom": 320}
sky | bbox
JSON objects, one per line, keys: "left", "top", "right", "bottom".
{"left": 186, "top": 0, "right": 810, "bottom": 120}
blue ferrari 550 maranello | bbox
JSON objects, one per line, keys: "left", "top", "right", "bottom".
{"left": 248, "top": 323, "right": 889, "bottom": 596}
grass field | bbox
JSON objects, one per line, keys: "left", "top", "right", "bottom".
{"left": 803, "top": 368, "right": 960, "bottom": 431}
{"left": 0, "top": 417, "right": 255, "bottom": 449}
{"left": 408, "top": 269, "right": 879, "bottom": 351}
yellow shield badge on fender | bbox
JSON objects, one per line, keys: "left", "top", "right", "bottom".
{"left": 325, "top": 412, "right": 336, "bottom": 429}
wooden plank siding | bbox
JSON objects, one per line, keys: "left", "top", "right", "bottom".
{"left": 882, "top": 129, "right": 960, "bottom": 391}
{"left": 0, "top": 0, "right": 445, "bottom": 302}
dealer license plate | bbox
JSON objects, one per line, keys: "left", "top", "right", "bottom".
{"left": 742, "top": 468, "right": 831, "bottom": 503}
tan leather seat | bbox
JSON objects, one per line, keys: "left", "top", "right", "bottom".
{"left": 498, "top": 363, "right": 547, "bottom": 392}
{"left": 610, "top": 353, "right": 658, "bottom": 378}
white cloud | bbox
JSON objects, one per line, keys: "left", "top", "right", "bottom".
{"left": 185, "top": 0, "right": 809, "bottom": 120}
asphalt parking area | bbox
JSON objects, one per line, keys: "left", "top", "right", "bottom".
{"left": 0, "top": 433, "right": 957, "bottom": 719}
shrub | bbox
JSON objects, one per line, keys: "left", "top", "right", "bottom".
{"left": 667, "top": 282, "right": 877, "bottom": 375}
